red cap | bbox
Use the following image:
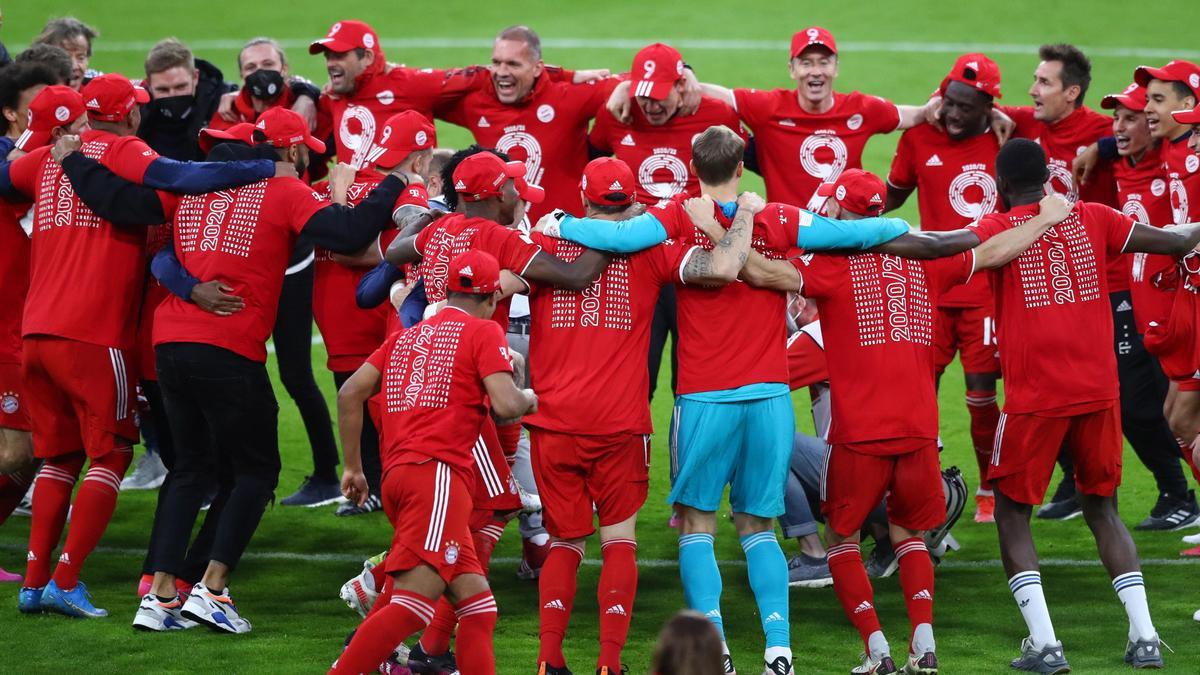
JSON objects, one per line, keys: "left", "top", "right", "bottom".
{"left": 1101, "top": 82, "right": 1148, "bottom": 112}
{"left": 370, "top": 111, "right": 436, "bottom": 168}
{"left": 198, "top": 122, "right": 255, "bottom": 154}
{"left": 816, "top": 168, "right": 886, "bottom": 216}
{"left": 1171, "top": 104, "right": 1200, "bottom": 125}
{"left": 310, "top": 20, "right": 383, "bottom": 58}
{"left": 631, "top": 43, "right": 685, "bottom": 101}
{"left": 581, "top": 157, "right": 635, "bottom": 206}
{"left": 1134, "top": 60, "right": 1200, "bottom": 100}
{"left": 452, "top": 152, "right": 545, "bottom": 204}
{"left": 790, "top": 26, "right": 837, "bottom": 58}
{"left": 940, "top": 53, "right": 1002, "bottom": 99}
{"left": 253, "top": 107, "right": 326, "bottom": 154}
{"left": 447, "top": 250, "right": 501, "bottom": 295}
{"left": 80, "top": 73, "right": 150, "bottom": 122}
{"left": 15, "top": 85, "right": 86, "bottom": 152}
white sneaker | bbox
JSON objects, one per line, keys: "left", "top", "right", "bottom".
{"left": 132, "top": 593, "right": 198, "bottom": 631}
{"left": 339, "top": 560, "right": 378, "bottom": 618}
{"left": 121, "top": 451, "right": 167, "bottom": 491}
{"left": 1182, "top": 532, "right": 1200, "bottom": 545}
{"left": 181, "top": 583, "right": 251, "bottom": 633}
{"left": 516, "top": 481, "right": 542, "bottom": 515}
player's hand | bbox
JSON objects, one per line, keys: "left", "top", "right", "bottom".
{"left": 1037, "top": 194, "right": 1072, "bottom": 225}
{"left": 684, "top": 196, "right": 722, "bottom": 241}
{"left": 925, "top": 95, "right": 944, "bottom": 131}
{"left": 389, "top": 279, "right": 410, "bottom": 311}
{"left": 341, "top": 469, "right": 369, "bottom": 507}
{"left": 523, "top": 388, "right": 538, "bottom": 416}
{"left": 290, "top": 94, "right": 319, "bottom": 132}
{"left": 1181, "top": 251, "right": 1200, "bottom": 293}
{"left": 190, "top": 280, "right": 245, "bottom": 316}
{"left": 216, "top": 91, "right": 239, "bottom": 123}
{"left": 678, "top": 68, "right": 702, "bottom": 117}
{"left": 736, "top": 191, "right": 767, "bottom": 216}
{"left": 606, "top": 81, "right": 633, "bottom": 124}
{"left": 532, "top": 212, "right": 563, "bottom": 237}
{"left": 573, "top": 68, "right": 611, "bottom": 84}
{"left": 50, "top": 135, "right": 82, "bottom": 164}
{"left": 1072, "top": 143, "right": 1100, "bottom": 187}
{"left": 990, "top": 107, "right": 1015, "bottom": 146}
{"left": 329, "top": 162, "right": 357, "bottom": 204}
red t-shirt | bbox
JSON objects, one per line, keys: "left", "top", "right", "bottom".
{"left": 1114, "top": 153, "right": 1175, "bottom": 333}
{"left": 888, "top": 124, "right": 999, "bottom": 307}
{"left": 8, "top": 130, "right": 159, "bottom": 350}
{"left": 589, "top": 97, "right": 745, "bottom": 205}
{"left": 794, "top": 252, "right": 973, "bottom": 448}
{"left": 1162, "top": 133, "right": 1200, "bottom": 226}
{"left": 732, "top": 88, "right": 900, "bottom": 211}
{"left": 436, "top": 68, "right": 620, "bottom": 221}
{"left": 524, "top": 234, "right": 688, "bottom": 435}
{"left": 208, "top": 86, "right": 297, "bottom": 130}
{"left": 153, "top": 177, "right": 329, "bottom": 362}
{"left": 0, "top": 201, "right": 32, "bottom": 364}
{"left": 365, "top": 306, "right": 513, "bottom": 480}
{"left": 969, "top": 201, "right": 1136, "bottom": 415}
{"left": 413, "top": 213, "right": 542, "bottom": 332}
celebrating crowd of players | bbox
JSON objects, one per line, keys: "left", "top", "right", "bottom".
{"left": 2, "top": 14, "right": 1200, "bottom": 675}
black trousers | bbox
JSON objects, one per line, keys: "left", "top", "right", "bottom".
{"left": 1053, "top": 291, "right": 1189, "bottom": 501}
{"left": 648, "top": 284, "right": 678, "bottom": 401}
{"left": 273, "top": 264, "right": 339, "bottom": 483}
{"left": 333, "top": 371, "right": 382, "bottom": 493}
{"left": 150, "top": 343, "right": 280, "bottom": 576}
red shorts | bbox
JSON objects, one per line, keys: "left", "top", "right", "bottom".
{"left": 821, "top": 440, "right": 943, "bottom": 537}
{"left": 381, "top": 460, "right": 484, "bottom": 584}
{"left": 1144, "top": 288, "right": 1200, "bottom": 389}
{"left": 472, "top": 417, "right": 521, "bottom": 513}
{"left": 22, "top": 336, "right": 138, "bottom": 458}
{"left": 529, "top": 428, "right": 650, "bottom": 540}
{"left": 0, "top": 361, "right": 30, "bottom": 431}
{"left": 989, "top": 404, "right": 1123, "bottom": 505}
{"left": 934, "top": 305, "right": 999, "bottom": 375}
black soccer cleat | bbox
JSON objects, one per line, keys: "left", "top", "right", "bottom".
{"left": 407, "top": 643, "right": 457, "bottom": 674}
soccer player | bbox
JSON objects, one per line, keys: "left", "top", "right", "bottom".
{"left": 886, "top": 53, "right": 1004, "bottom": 523}
{"left": 1137, "top": 61, "right": 1200, "bottom": 228}
{"left": 331, "top": 250, "right": 535, "bottom": 675}
{"left": 590, "top": 43, "right": 743, "bottom": 204}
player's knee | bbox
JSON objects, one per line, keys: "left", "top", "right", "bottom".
{"left": 446, "top": 573, "right": 490, "bottom": 605}
{"left": 677, "top": 505, "right": 716, "bottom": 535}
{"left": 731, "top": 512, "right": 773, "bottom": 538}
{"left": 1079, "top": 493, "right": 1120, "bottom": 524}
{"left": 0, "top": 429, "right": 33, "bottom": 473}
{"left": 963, "top": 373, "right": 998, "bottom": 393}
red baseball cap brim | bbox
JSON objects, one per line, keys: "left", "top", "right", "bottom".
{"left": 1101, "top": 93, "right": 1143, "bottom": 111}
{"left": 632, "top": 79, "right": 674, "bottom": 101}
{"left": 498, "top": 161, "right": 543, "bottom": 204}
{"left": 1172, "top": 106, "right": 1200, "bottom": 125}
{"left": 14, "top": 129, "right": 54, "bottom": 152}
{"left": 199, "top": 123, "right": 255, "bottom": 154}
{"left": 309, "top": 37, "right": 358, "bottom": 55}
{"left": 815, "top": 182, "right": 837, "bottom": 197}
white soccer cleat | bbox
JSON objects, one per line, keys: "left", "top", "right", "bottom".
{"left": 1182, "top": 532, "right": 1200, "bottom": 545}
{"left": 132, "top": 593, "right": 198, "bottom": 631}
{"left": 181, "top": 583, "right": 251, "bottom": 634}
{"left": 339, "top": 559, "right": 379, "bottom": 618}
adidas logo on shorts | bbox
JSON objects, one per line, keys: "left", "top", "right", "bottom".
{"left": 911, "top": 589, "right": 933, "bottom": 601}
{"left": 543, "top": 599, "right": 566, "bottom": 611}
{"left": 605, "top": 604, "right": 628, "bottom": 616}
{"left": 853, "top": 601, "right": 873, "bottom": 614}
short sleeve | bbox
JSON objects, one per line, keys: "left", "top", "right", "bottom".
{"left": 487, "top": 226, "right": 543, "bottom": 275}
{"left": 283, "top": 179, "right": 331, "bottom": 234}
{"left": 643, "top": 238, "right": 694, "bottom": 286}
{"left": 7, "top": 149, "right": 44, "bottom": 195}
{"left": 1082, "top": 202, "right": 1137, "bottom": 254}
{"left": 732, "top": 88, "right": 771, "bottom": 128}
{"left": 887, "top": 130, "right": 918, "bottom": 190}
{"left": 864, "top": 94, "right": 901, "bottom": 134}
{"left": 647, "top": 201, "right": 690, "bottom": 241}
{"left": 394, "top": 183, "right": 430, "bottom": 211}
{"left": 754, "top": 202, "right": 804, "bottom": 252}
{"left": 574, "top": 76, "right": 622, "bottom": 114}
{"left": 106, "top": 136, "right": 160, "bottom": 183}
{"left": 967, "top": 213, "right": 1010, "bottom": 244}
{"left": 719, "top": 102, "right": 749, "bottom": 141}
{"left": 365, "top": 338, "right": 390, "bottom": 373}
{"left": 472, "top": 320, "right": 514, "bottom": 380}
{"left": 589, "top": 109, "right": 615, "bottom": 153}
{"left": 790, "top": 253, "right": 845, "bottom": 299}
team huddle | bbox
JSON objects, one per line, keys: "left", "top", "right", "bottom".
{"left": 2, "top": 13, "right": 1200, "bottom": 675}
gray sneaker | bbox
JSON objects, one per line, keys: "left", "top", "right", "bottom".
{"left": 280, "top": 475, "right": 342, "bottom": 507}
{"left": 865, "top": 544, "right": 898, "bottom": 578}
{"left": 1009, "top": 637, "right": 1070, "bottom": 673}
{"left": 336, "top": 494, "right": 383, "bottom": 517}
{"left": 121, "top": 451, "right": 167, "bottom": 491}
{"left": 1124, "top": 636, "right": 1164, "bottom": 669}
{"left": 787, "top": 554, "right": 833, "bottom": 588}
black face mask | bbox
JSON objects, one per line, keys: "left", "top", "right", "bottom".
{"left": 245, "top": 69, "right": 285, "bottom": 102}
{"left": 149, "top": 95, "right": 195, "bottom": 121}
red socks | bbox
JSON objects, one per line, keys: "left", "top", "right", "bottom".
{"left": 828, "top": 541, "right": 881, "bottom": 651}
{"left": 0, "top": 461, "right": 37, "bottom": 526}
{"left": 537, "top": 540, "right": 584, "bottom": 667}
{"left": 24, "top": 453, "right": 86, "bottom": 588}
{"left": 332, "top": 590, "right": 434, "bottom": 675}
{"left": 965, "top": 390, "right": 999, "bottom": 491}
{"left": 419, "top": 598, "right": 457, "bottom": 656}
{"left": 597, "top": 539, "right": 637, "bottom": 671}
{"left": 52, "top": 449, "right": 132, "bottom": 589}
{"left": 453, "top": 591, "right": 498, "bottom": 675}
{"left": 895, "top": 537, "right": 936, "bottom": 649}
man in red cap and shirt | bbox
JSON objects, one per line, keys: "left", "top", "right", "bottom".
{"left": 1137, "top": 61, "right": 1200, "bottom": 228}
{"left": 331, "top": 249, "right": 536, "bottom": 675}
{"left": 887, "top": 53, "right": 1005, "bottom": 523}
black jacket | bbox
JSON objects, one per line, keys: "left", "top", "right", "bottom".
{"left": 137, "top": 58, "right": 236, "bottom": 161}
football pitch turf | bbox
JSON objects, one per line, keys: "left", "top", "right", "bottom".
{"left": 4, "top": 1, "right": 1200, "bottom": 672}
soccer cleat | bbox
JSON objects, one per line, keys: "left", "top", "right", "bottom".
{"left": 865, "top": 543, "right": 898, "bottom": 578}
{"left": 974, "top": 494, "right": 995, "bottom": 523}
{"left": 120, "top": 450, "right": 167, "bottom": 490}
{"left": 905, "top": 651, "right": 938, "bottom": 674}
{"left": 1135, "top": 491, "right": 1200, "bottom": 531}
{"left": 787, "top": 554, "right": 833, "bottom": 588}
{"left": 516, "top": 480, "right": 542, "bottom": 515}
{"left": 132, "top": 593, "right": 199, "bottom": 631}
{"left": 1181, "top": 545, "right": 1200, "bottom": 557}
{"left": 280, "top": 475, "right": 344, "bottom": 507}
{"left": 41, "top": 580, "right": 108, "bottom": 618}
{"left": 380, "top": 642, "right": 413, "bottom": 674}
{"left": 339, "top": 559, "right": 379, "bottom": 618}
{"left": 763, "top": 655, "right": 793, "bottom": 674}
{"left": 18, "top": 586, "right": 45, "bottom": 613}
{"left": 1036, "top": 496, "right": 1082, "bottom": 521}
{"left": 596, "top": 666, "right": 629, "bottom": 675}
{"left": 1182, "top": 531, "right": 1200, "bottom": 544}
{"left": 851, "top": 654, "right": 898, "bottom": 675}
{"left": 517, "top": 536, "right": 550, "bottom": 581}
{"left": 336, "top": 494, "right": 383, "bottom": 517}
{"left": 0, "top": 566, "right": 22, "bottom": 583}
{"left": 406, "top": 642, "right": 457, "bottom": 674}
{"left": 1123, "top": 637, "right": 1164, "bottom": 669}
{"left": 181, "top": 582, "right": 251, "bottom": 633}
{"left": 537, "top": 662, "right": 573, "bottom": 675}
{"left": 1009, "top": 637, "right": 1070, "bottom": 673}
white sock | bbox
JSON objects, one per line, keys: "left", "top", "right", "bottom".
{"left": 911, "top": 622, "right": 935, "bottom": 656}
{"left": 1113, "top": 571, "right": 1156, "bottom": 641}
{"left": 764, "top": 646, "right": 791, "bottom": 665}
{"left": 868, "top": 630, "right": 890, "bottom": 661}
{"left": 721, "top": 640, "right": 730, "bottom": 657}
{"left": 1008, "top": 571, "right": 1057, "bottom": 647}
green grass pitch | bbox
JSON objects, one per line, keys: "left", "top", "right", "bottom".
{"left": 2, "top": 1, "right": 1200, "bottom": 672}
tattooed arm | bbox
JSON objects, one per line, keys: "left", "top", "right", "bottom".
{"left": 679, "top": 193, "right": 765, "bottom": 287}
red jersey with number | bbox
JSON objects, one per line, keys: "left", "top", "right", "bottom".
{"left": 589, "top": 97, "right": 745, "bottom": 205}
{"left": 0, "top": 201, "right": 32, "bottom": 364}
{"left": 1115, "top": 153, "right": 1175, "bottom": 333}
{"left": 436, "top": 68, "right": 619, "bottom": 221}
{"left": 1162, "top": 133, "right": 1200, "bottom": 226}
{"left": 153, "top": 178, "right": 329, "bottom": 362}
{"left": 8, "top": 130, "right": 160, "bottom": 350}
{"left": 413, "top": 213, "right": 542, "bottom": 332}
{"left": 888, "top": 125, "right": 999, "bottom": 307}
{"left": 365, "top": 306, "right": 513, "bottom": 479}
{"left": 732, "top": 88, "right": 900, "bottom": 212}
{"left": 524, "top": 234, "right": 687, "bottom": 435}
{"left": 208, "top": 86, "right": 298, "bottom": 130}
{"left": 969, "top": 201, "right": 1135, "bottom": 414}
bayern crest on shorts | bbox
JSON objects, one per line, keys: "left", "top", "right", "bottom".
{"left": 1, "top": 392, "right": 18, "bottom": 415}
{"left": 444, "top": 541, "right": 460, "bottom": 565}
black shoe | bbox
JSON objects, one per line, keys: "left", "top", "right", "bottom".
{"left": 407, "top": 643, "right": 457, "bottom": 674}
{"left": 1135, "top": 491, "right": 1200, "bottom": 531}
{"left": 280, "top": 475, "right": 343, "bottom": 507}
{"left": 538, "top": 662, "right": 573, "bottom": 675}
{"left": 336, "top": 494, "right": 382, "bottom": 517}
{"left": 1047, "top": 475, "right": 1077, "bottom": 504}
{"left": 596, "top": 666, "right": 629, "bottom": 675}
{"left": 1036, "top": 495, "right": 1082, "bottom": 521}
{"left": 865, "top": 542, "right": 898, "bottom": 578}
